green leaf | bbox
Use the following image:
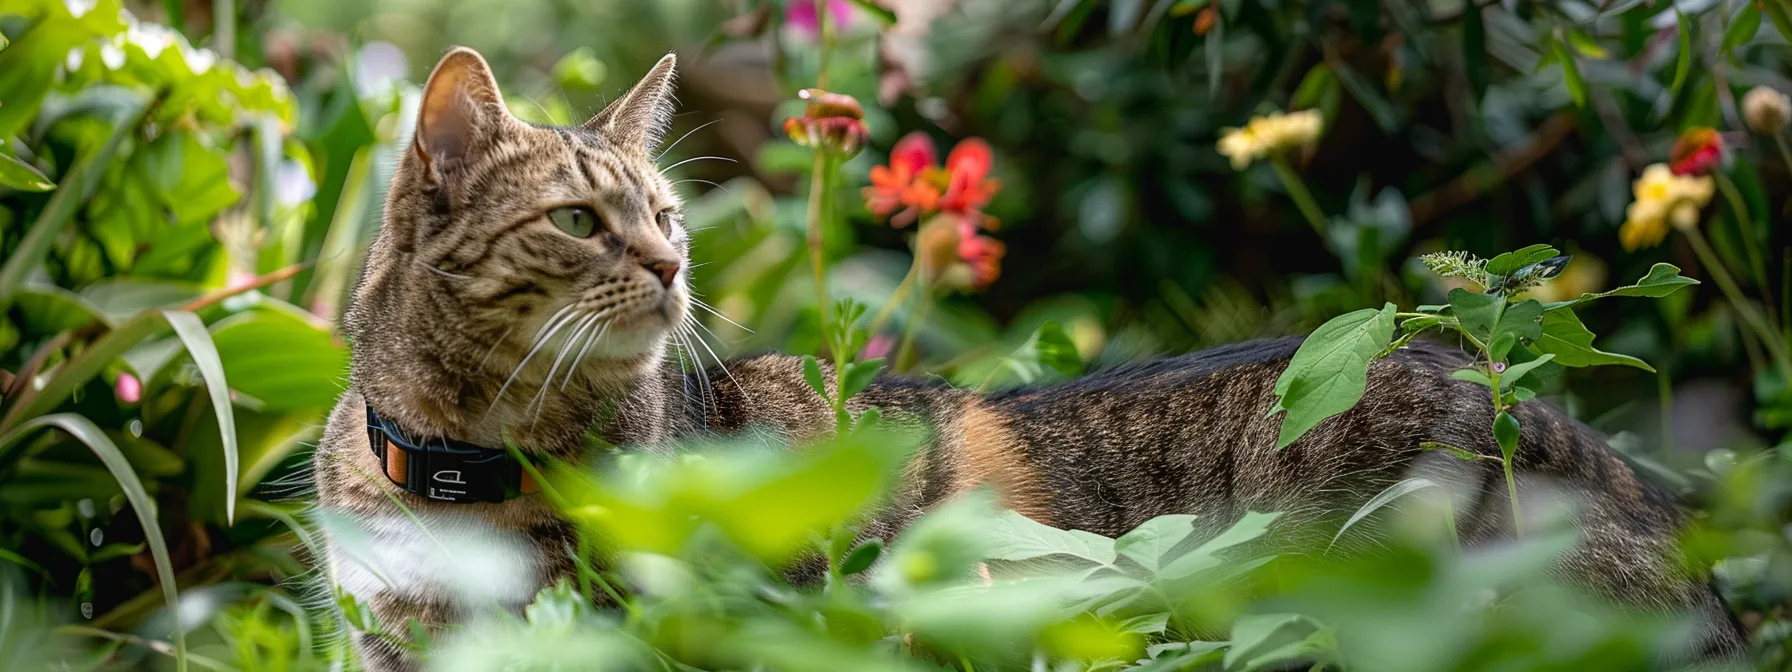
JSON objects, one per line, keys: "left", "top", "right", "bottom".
{"left": 1451, "top": 368, "right": 1493, "bottom": 387}
{"left": 1500, "top": 353, "right": 1556, "bottom": 389}
{"left": 1447, "top": 289, "right": 1503, "bottom": 342}
{"left": 802, "top": 355, "right": 828, "bottom": 400}
{"left": 1491, "top": 299, "right": 1545, "bottom": 345}
{"left": 1485, "top": 244, "right": 1559, "bottom": 277}
{"left": 845, "top": 0, "right": 898, "bottom": 24}
{"left": 841, "top": 358, "right": 884, "bottom": 401}
{"left": 1566, "top": 30, "right": 1610, "bottom": 59}
{"left": 1463, "top": 3, "right": 1488, "bottom": 98}
{"left": 205, "top": 306, "right": 348, "bottom": 412}
{"left": 1552, "top": 39, "right": 1586, "bottom": 108}
{"left": 982, "top": 510, "right": 1117, "bottom": 566}
{"left": 1671, "top": 11, "right": 1694, "bottom": 100}
{"left": 1115, "top": 514, "right": 1197, "bottom": 572}
{"left": 1722, "top": 6, "right": 1763, "bottom": 57}
{"left": 840, "top": 539, "right": 883, "bottom": 575}
{"left": 0, "top": 153, "right": 54, "bottom": 192}
{"left": 1291, "top": 64, "right": 1336, "bottom": 110}
{"left": 1764, "top": 0, "right": 1792, "bottom": 46}
{"left": 1157, "top": 511, "right": 1280, "bottom": 581}
{"left": 1533, "top": 310, "right": 1653, "bottom": 371}
{"left": 1489, "top": 333, "right": 1517, "bottom": 361}
{"left": 1546, "top": 263, "right": 1698, "bottom": 308}
{"left": 163, "top": 310, "right": 239, "bottom": 524}
{"left": 1494, "top": 411, "right": 1521, "bottom": 463}
{"left": 0, "top": 91, "right": 149, "bottom": 315}
{"left": 0, "top": 414, "right": 184, "bottom": 670}
{"left": 1271, "top": 304, "right": 1397, "bottom": 449}
{"left": 1419, "top": 440, "right": 1487, "bottom": 462}
{"left": 1225, "top": 614, "right": 1333, "bottom": 672}
{"left": 1331, "top": 477, "right": 1442, "bottom": 549}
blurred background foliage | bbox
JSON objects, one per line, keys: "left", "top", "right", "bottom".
{"left": 4, "top": 0, "right": 1792, "bottom": 669}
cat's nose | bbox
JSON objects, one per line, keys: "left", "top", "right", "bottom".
{"left": 642, "top": 259, "right": 680, "bottom": 288}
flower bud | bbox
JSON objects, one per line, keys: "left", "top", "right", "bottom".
{"left": 783, "top": 88, "right": 868, "bottom": 158}
{"left": 1743, "top": 85, "right": 1791, "bottom": 134}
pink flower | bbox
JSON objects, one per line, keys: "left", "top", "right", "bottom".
{"left": 786, "top": 0, "right": 853, "bottom": 38}
{"left": 861, "top": 333, "right": 895, "bottom": 359}
{"left": 115, "top": 373, "right": 141, "bottom": 404}
{"left": 1669, "top": 127, "right": 1723, "bottom": 176}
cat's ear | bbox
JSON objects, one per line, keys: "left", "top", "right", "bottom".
{"left": 586, "top": 52, "right": 678, "bottom": 155}
{"left": 414, "top": 47, "right": 509, "bottom": 173}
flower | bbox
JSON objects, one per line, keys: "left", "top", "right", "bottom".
{"left": 1620, "top": 163, "right": 1715, "bottom": 251}
{"left": 1216, "top": 109, "right": 1323, "bottom": 170}
{"left": 1743, "top": 86, "right": 1791, "bottom": 134}
{"left": 783, "top": 88, "right": 868, "bottom": 158}
{"left": 115, "top": 373, "right": 141, "bottom": 404}
{"left": 1668, "top": 127, "right": 1723, "bottom": 176}
{"left": 956, "top": 228, "right": 1006, "bottom": 289}
{"left": 863, "top": 132, "right": 1002, "bottom": 229}
{"left": 915, "top": 216, "right": 1005, "bottom": 291}
{"left": 786, "top": 0, "right": 852, "bottom": 38}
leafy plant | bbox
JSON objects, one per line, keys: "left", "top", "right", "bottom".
{"left": 1270, "top": 244, "right": 1697, "bottom": 534}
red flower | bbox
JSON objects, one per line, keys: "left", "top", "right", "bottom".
{"left": 783, "top": 88, "right": 868, "bottom": 157}
{"left": 957, "top": 230, "right": 1006, "bottom": 290}
{"left": 863, "top": 133, "right": 1001, "bottom": 230}
{"left": 865, "top": 132, "right": 941, "bottom": 226}
{"left": 1669, "top": 127, "right": 1723, "bottom": 176}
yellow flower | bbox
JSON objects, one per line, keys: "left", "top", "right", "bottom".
{"left": 1216, "top": 109, "right": 1323, "bottom": 170}
{"left": 1619, "top": 163, "right": 1714, "bottom": 251}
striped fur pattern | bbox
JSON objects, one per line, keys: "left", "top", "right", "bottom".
{"left": 314, "top": 48, "right": 1744, "bottom": 670}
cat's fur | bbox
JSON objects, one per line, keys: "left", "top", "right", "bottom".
{"left": 314, "top": 48, "right": 1746, "bottom": 671}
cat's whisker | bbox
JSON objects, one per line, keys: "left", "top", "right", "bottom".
{"left": 675, "top": 323, "right": 715, "bottom": 414}
{"left": 563, "top": 319, "right": 613, "bottom": 391}
{"left": 684, "top": 317, "right": 750, "bottom": 404}
{"left": 655, "top": 119, "right": 723, "bottom": 161}
{"left": 530, "top": 312, "right": 602, "bottom": 417}
{"left": 689, "top": 297, "right": 753, "bottom": 333}
{"left": 476, "top": 326, "right": 516, "bottom": 371}
{"left": 489, "top": 309, "right": 583, "bottom": 417}
{"left": 669, "top": 178, "right": 729, "bottom": 196}
{"left": 658, "top": 155, "right": 736, "bottom": 174}
{"left": 531, "top": 304, "right": 581, "bottom": 346}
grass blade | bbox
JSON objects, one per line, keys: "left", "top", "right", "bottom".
{"left": 0, "top": 92, "right": 149, "bottom": 315}
{"left": 162, "top": 310, "right": 239, "bottom": 525}
{"left": 1330, "top": 477, "right": 1442, "bottom": 550}
{"left": 0, "top": 413, "right": 186, "bottom": 672}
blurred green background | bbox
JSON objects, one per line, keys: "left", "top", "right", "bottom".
{"left": 6, "top": 0, "right": 1792, "bottom": 669}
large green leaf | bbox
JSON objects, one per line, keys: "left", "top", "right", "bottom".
{"left": 1225, "top": 613, "right": 1337, "bottom": 672}
{"left": 1115, "top": 514, "right": 1197, "bottom": 572}
{"left": 1271, "top": 304, "right": 1397, "bottom": 449}
{"left": 1157, "top": 511, "right": 1280, "bottom": 581}
{"left": 982, "top": 510, "right": 1117, "bottom": 566}
{"left": 0, "top": 414, "right": 185, "bottom": 671}
{"left": 1485, "top": 244, "right": 1558, "bottom": 277}
{"left": 164, "top": 310, "right": 238, "bottom": 524}
{"left": 1532, "top": 310, "right": 1652, "bottom": 371}
{"left": 0, "top": 90, "right": 150, "bottom": 315}
{"left": 205, "top": 306, "right": 348, "bottom": 411}
{"left": 1545, "top": 263, "right": 1698, "bottom": 309}
{"left": 1447, "top": 289, "right": 1503, "bottom": 343}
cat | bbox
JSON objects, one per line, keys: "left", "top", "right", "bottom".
{"left": 312, "top": 47, "right": 1747, "bottom": 671}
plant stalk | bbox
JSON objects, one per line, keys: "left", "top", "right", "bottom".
{"left": 1713, "top": 171, "right": 1771, "bottom": 308}
{"left": 1684, "top": 226, "right": 1792, "bottom": 381}
{"left": 807, "top": 151, "right": 834, "bottom": 356}
{"left": 1270, "top": 154, "right": 1328, "bottom": 239}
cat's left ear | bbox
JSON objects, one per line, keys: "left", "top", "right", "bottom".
{"left": 586, "top": 52, "right": 679, "bottom": 155}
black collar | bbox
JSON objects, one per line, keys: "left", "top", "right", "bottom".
{"left": 365, "top": 404, "right": 538, "bottom": 503}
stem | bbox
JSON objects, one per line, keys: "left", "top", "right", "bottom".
{"left": 1487, "top": 365, "right": 1522, "bottom": 538}
{"left": 1270, "top": 154, "right": 1328, "bottom": 239}
{"left": 807, "top": 151, "right": 833, "bottom": 356}
{"left": 866, "top": 257, "right": 921, "bottom": 338}
{"left": 1713, "top": 171, "right": 1771, "bottom": 311}
{"left": 1685, "top": 226, "right": 1792, "bottom": 381}
{"left": 894, "top": 286, "right": 932, "bottom": 371}
{"left": 815, "top": 0, "right": 833, "bottom": 88}
{"left": 1774, "top": 132, "right": 1792, "bottom": 177}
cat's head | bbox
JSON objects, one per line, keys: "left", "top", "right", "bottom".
{"left": 351, "top": 47, "right": 691, "bottom": 392}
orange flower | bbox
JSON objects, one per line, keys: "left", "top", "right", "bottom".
{"left": 1669, "top": 127, "right": 1723, "bottom": 176}
{"left": 863, "top": 133, "right": 1001, "bottom": 230}
{"left": 865, "top": 132, "right": 940, "bottom": 226}
{"left": 956, "top": 222, "right": 1005, "bottom": 289}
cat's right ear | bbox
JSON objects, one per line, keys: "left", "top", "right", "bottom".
{"left": 414, "top": 47, "right": 508, "bottom": 177}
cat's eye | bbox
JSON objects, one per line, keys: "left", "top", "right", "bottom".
{"left": 655, "top": 208, "right": 676, "bottom": 237}
{"left": 548, "top": 206, "right": 601, "bottom": 238}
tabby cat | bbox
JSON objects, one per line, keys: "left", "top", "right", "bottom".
{"left": 313, "top": 47, "right": 1746, "bottom": 670}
